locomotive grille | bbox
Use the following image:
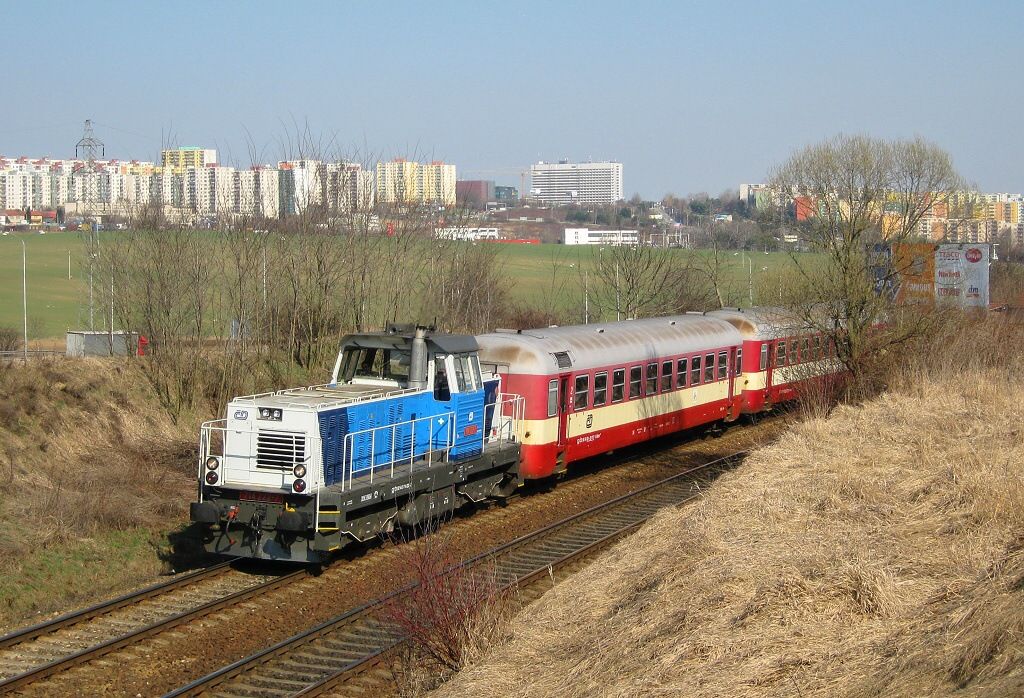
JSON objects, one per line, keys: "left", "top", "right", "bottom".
{"left": 256, "top": 430, "right": 306, "bottom": 470}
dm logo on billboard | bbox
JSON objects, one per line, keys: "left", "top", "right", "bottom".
{"left": 965, "top": 248, "right": 983, "bottom": 263}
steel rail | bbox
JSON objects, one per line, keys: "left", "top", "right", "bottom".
{"left": 0, "top": 565, "right": 309, "bottom": 693}
{"left": 166, "top": 450, "right": 745, "bottom": 698}
{"left": 0, "top": 561, "right": 233, "bottom": 651}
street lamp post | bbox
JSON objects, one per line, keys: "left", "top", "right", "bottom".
{"left": 22, "top": 240, "right": 28, "bottom": 362}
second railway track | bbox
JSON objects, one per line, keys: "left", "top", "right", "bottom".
{"left": 0, "top": 561, "right": 306, "bottom": 693}
{"left": 167, "top": 450, "right": 746, "bottom": 698}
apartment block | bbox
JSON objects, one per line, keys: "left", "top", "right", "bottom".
{"left": 161, "top": 147, "right": 217, "bottom": 174}
{"left": 530, "top": 160, "right": 623, "bottom": 205}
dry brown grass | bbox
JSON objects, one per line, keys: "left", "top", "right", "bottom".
{"left": 435, "top": 320, "right": 1024, "bottom": 696}
{"left": 0, "top": 358, "right": 194, "bottom": 563}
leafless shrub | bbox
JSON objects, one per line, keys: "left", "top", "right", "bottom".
{"left": 0, "top": 326, "right": 20, "bottom": 352}
{"left": 381, "top": 530, "right": 518, "bottom": 694}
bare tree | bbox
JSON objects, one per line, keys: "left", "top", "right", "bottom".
{"left": 769, "top": 134, "right": 963, "bottom": 394}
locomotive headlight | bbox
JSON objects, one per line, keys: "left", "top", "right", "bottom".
{"left": 205, "top": 456, "right": 219, "bottom": 470}
{"left": 293, "top": 464, "right": 307, "bottom": 478}
{"left": 292, "top": 479, "right": 306, "bottom": 493}
{"left": 205, "top": 471, "right": 219, "bottom": 485}
{"left": 260, "top": 408, "right": 271, "bottom": 418}
{"left": 258, "top": 408, "right": 283, "bottom": 421}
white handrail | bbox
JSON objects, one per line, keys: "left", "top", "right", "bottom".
{"left": 342, "top": 411, "right": 455, "bottom": 491}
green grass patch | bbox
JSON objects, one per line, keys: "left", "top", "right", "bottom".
{"left": 0, "top": 526, "right": 170, "bottom": 632}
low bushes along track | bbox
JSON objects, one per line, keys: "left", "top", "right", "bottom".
{"left": 0, "top": 561, "right": 306, "bottom": 693}
{"left": 167, "top": 451, "right": 745, "bottom": 698}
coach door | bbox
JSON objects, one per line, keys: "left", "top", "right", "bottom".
{"left": 727, "top": 347, "right": 737, "bottom": 418}
{"left": 557, "top": 375, "right": 570, "bottom": 449}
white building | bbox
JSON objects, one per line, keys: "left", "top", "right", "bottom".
{"left": 530, "top": 160, "right": 623, "bottom": 205}
{"left": 563, "top": 227, "right": 639, "bottom": 245}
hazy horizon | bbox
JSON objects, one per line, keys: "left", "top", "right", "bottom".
{"left": 3, "top": 1, "right": 1020, "bottom": 198}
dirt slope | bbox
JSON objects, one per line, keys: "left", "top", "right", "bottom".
{"left": 436, "top": 370, "right": 1024, "bottom": 697}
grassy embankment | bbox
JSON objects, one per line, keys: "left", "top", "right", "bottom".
{"left": 0, "top": 230, "right": 805, "bottom": 339}
{"left": 0, "top": 359, "right": 197, "bottom": 632}
{"left": 436, "top": 318, "right": 1024, "bottom": 697}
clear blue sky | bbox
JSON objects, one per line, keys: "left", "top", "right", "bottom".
{"left": 3, "top": 1, "right": 1021, "bottom": 198}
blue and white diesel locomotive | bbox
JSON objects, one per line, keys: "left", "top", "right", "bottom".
{"left": 190, "top": 325, "right": 523, "bottom": 562}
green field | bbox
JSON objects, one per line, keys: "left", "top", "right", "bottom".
{"left": 0, "top": 231, "right": 89, "bottom": 341}
{"left": 0, "top": 232, "right": 806, "bottom": 340}
{"left": 492, "top": 243, "right": 802, "bottom": 309}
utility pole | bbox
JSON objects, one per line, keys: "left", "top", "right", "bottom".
{"left": 584, "top": 270, "right": 589, "bottom": 324}
{"left": 22, "top": 241, "right": 28, "bottom": 362}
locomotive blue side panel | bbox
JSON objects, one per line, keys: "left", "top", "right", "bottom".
{"left": 449, "top": 388, "right": 485, "bottom": 460}
{"left": 317, "top": 391, "right": 457, "bottom": 486}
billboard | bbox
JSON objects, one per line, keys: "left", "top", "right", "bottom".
{"left": 935, "top": 244, "right": 989, "bottom": 308}
{"left": 893, "top": 243, "right": 936, "bottom": 304}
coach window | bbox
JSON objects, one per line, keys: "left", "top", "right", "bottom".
{"left": 629, "top": 366, "right": 642, "bottom": 399}
{"left": 735, "top": 349, "right": 743, "bottom": 375}
{"left": 676, "top": 358, "right": 688, "bottom": 389}
{"left": 547, "top": 379, "right": 558, "bottom": 417}
{"left": 704, "top": 353, "right": 715, "bottom": 383}
{"left": 593, "top": 372, "right": 608, "bottom": 407}
{"left": 789, "top": 340, "right": 798, "bottom": 366}
{"left": 691, "top": 355, "right": 702, "bottom": 385}
{"left": 573, "top": 374, "right": 590, "bottom": 411}
{"left": 612, "top": 369, "right": 625, "bottom": 403}
{"left": 802, "top": 338, "right": 810, "bottom": 363}
{"left": 760, "top": 344, "right": 768, "bottom": 371}
{"left": 646, "top": 363, "right": 658, "bottom": 394}
{"left": 661, "top": 361, "right": 673, "bottom": 392}
{"left": 777, "top": 341, "right": 787, "bottom": 367}
{"left": 717, "top": 351, "right": 728, "bottom": 381}
{"left": 813, "top": 336, "right": 821, "bottom": 361}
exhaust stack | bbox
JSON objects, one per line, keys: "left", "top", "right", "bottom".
{"left": 409, "top": 326, "right": 428, "bottom": 389}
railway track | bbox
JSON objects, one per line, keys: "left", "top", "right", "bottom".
{"left": 0, "top": 560, "right": 307, "bottom": 693}
{"left": 167, "top": 450, "right": 745, "bottom": 698}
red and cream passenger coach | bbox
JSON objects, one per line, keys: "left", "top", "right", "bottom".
{"left": 477, "top": 316, "right": 744, "bottom": 479}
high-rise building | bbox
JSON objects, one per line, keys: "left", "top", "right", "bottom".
{"left": 161, "top": 147, "right": 217, "bottom": 174}
{"left": 421, "top": 161, "right": 456, "bottom": 207}
{"left": 530, "top": 160, "right": 623, "bottom": 205}
{"left": 376, "top": 159, "right": 456, "bottom": 206}
{"left": 376, "top": 159, "right": 422, "bottom": 205}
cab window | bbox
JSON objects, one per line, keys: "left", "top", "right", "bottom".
{"left": 736, "top": 349, "right": 743, "bottom": 375}
{"left": 760, "top": 344, "right": 768, "bottom": 371}
{"left": 433, "top": 357, "right": 451, "bottom": 401}
{"left": 547, "top": 379, "right": 557, "bottom": 417}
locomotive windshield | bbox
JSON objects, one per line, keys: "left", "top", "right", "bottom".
{"left": 339, "top": 347, "right": 411, "bottom": 385}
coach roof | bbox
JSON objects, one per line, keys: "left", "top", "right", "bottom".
{"left": 477, "top": 315, "right": 742, "bottom": 374}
